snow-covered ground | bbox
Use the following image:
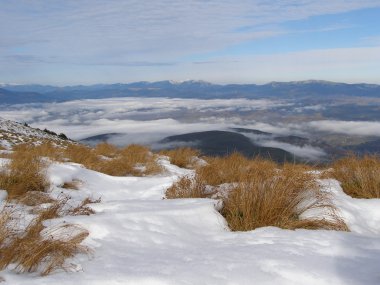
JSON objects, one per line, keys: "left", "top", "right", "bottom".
{"left": 0, "top": 116, "right": 69, "bottom": 148}
{"left": 1, "top": 158, "right": 380, "bottom": 284}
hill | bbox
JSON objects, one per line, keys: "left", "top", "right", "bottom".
{"left": 160, "top": 130, "right": 295, "bottom": 162}
{"left": 0, "top": 117, "right": 71, "bottom": 148}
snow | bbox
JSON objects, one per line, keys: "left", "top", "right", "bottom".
{"left": 1, "top": 159, "right": 380, "bottom": 284}
{"left": 0, "top": 117, "right": 68, "bottom": 147}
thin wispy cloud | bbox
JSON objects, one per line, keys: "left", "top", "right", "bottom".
{"left": 1, "top": 1, "right": 380, "bottom": 84}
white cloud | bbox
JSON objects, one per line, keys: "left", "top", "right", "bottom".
{"left": 3, "top": 1, "right": 379, "bottom": 58}
{"left": 308, "top": 120, "right": 380, "bottom": 136}
{"left": 0, "top": 97, "right": 289, "bottom": 140}
{"left": 184, "top": 46, "right": 380, "bottom": 84}
{"left": 255, "top": 140, "right": 326, "bottom": 160}
{"left": 1, "top": 0, "right": 380, "bottom": 84}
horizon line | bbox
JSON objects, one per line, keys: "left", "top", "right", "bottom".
{"left": 2, "top": 79, "right": 380, "bottom": 88}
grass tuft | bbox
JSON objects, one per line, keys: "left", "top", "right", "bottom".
{"left": 0, "top": 145, "right": 50, "bottom": 199}
{"left": 166, "top": 175, "right": 210, "bottom": 199}
{"left": 68, "top": 197, "right": 101, "bottom": 216}
{"left": 0, "top": 202, "right": 90, "bottom": 276}
{"left": 19, "top": 191, "right": 55, "bottom": 206}
{"left": 65, "top": 143, "right": 162, "bottom": 176}
{"left": 61, "top": 179, "right": 83, "bottom": 190}
{"left": 332, "top": 155, "right": 380, "bottom": 199}
{"left": 222, "top": 164, "right": 348, "bottom": 231}
{"left": 160, "top": 147, "right": 201, "bottom": 168}
{"left": 197, "top": 153, "right": 277, "bottom": 186}
{"left": 166, "top": 154, "right": 348, "bottom": 232}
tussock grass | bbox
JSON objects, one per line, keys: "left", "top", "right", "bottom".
{"left": 222, "top": 164, "right": 348, "bottom": 231}
{"left": 64, "top": 144, "right": 98, "bottom": 166}
{"left": 332, "top": 155, "right": 380, "bottom": 199}
{"left": 160, "top": 147, "right": 201, "bottom": 168}
{"left": 0, "top": 202, "right": 90, "bottom": 276}
{"left": 19, "top": 191, "right": 55, "bottom": 206}
{"left": 61, "top": 179, "right": 83, "bottom": 190}
{"left": 94, "top": 142, "right": 119, "bottom": 158}
{"left": 10, "top": 141, "right": 163, "bottom": 177}
{"left": 0, "top": 142, "right": 105, "bottom": 277}
{"left": 166, "top": 175, "right": 210, "bottom": 199}
{"left": 166, "top": 154, "right": 348, "bottom": 232}
{"left": 25, "top": 142, "right": 65, "bottom": 162}
{"left": 68, "top": 197, "right": 101, "bottom": 216}
{"left": 197, "top": 153, "right": 277, "bottom": 186}
{"left": 0, "top": 146, "right": 50, "bottom": 199}
{"left": 65, "top": 143, "right": 162, "bottom": 176}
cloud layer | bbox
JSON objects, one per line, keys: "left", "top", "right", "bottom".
{"left": 308, "top": 120, "right": 380, "bottom": 137}
{"left": 0, "top": 97, "right": 289, "bottom": 140}
{"left": 1, "top": 1, "right": 380, "bottom": 84}
{"left": 1, "top": 97, "right": 380, "bottom": 160}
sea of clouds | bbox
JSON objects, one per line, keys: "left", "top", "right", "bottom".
{"left": 2, "top": 97, "right": 380, "bottom": 160}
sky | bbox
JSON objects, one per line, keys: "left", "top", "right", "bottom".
{"left": 1, "top": 0, "right": 380, "bottom": 85}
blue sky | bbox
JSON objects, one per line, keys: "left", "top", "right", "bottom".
{"left": 1, "top": 0, "right": 380, "bottom": 85}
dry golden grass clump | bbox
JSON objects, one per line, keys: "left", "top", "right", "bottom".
{"left": 69, "top": 142, "right": 162, "bottom": 176}
{"left": 160, "top": 147, "right": 201, "bottom": 169}
{"left": 69, "top": 197, "right": 101, "bottom": 216}
{"left": 0, "top": 204, "right": 90, "bottom": 276}
{"left": 64, "top": 144, "right": 99, "bottom": 166}
{"left": 64, "top": 143, "right": 162, "bottom": 176}
{"left": 0, "top": 146, "right": 50, "bottom": 199}
{"left": 0, "top": 141, "right": 104, "bottom": 277}
{"left": 166, "top": 154, "right": 348, "bottom": 232}
{"left": 166, "top": 175, "right": 211, "bottom": 199}
{"left": 61, "top": 179, "right": 83, "bottom": 190}
{"left": 18, "top": 141, "right": 163, "bottom": 177}
{"left": 30, "top": 141, "right": 66, "bottom": 162}
{"left": 91, "top": 144, "right": 161, "bottom": 176}
{"left": 94, "top": 142, "right": 119, "bottom": 158}
{"left": 19, "top": 191, "right": 55, "bottom": 206}
{"left": 197, "top": 153, "right": 277, "bottom": 186}
{"left": 332, "top": 155, "right": 380, "bottom": 199}
{"left": 0, "top": 194, "right": 98, "bottom": 276}
{"left": 222, "top": 164, "right": 348, "bottom": 231}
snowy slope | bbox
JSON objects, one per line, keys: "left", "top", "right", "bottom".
{"left": 2, "top": 158, "right": 380, "bottom": 285}
{"left": 0, "top": 117, "right": 70, "bottom": 148}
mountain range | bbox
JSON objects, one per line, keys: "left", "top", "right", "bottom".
{"left": 1, "top": 80, "right": 380, "bottom": 104}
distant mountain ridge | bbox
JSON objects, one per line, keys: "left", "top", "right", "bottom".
{"left": 1, "top": 80, "right": 380, "bottom": 105}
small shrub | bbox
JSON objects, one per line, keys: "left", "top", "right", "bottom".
{"left": 58, "top": 133, "right": 68, "bottom": 140}
{"left": 160, "top": 147, "right": 201, "bottom": 168}
{"left": 43, "top": 128, "right": 57, "bottom": 136}
{"left": 332, "top": 155, "right": 380, "bottom": 198}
